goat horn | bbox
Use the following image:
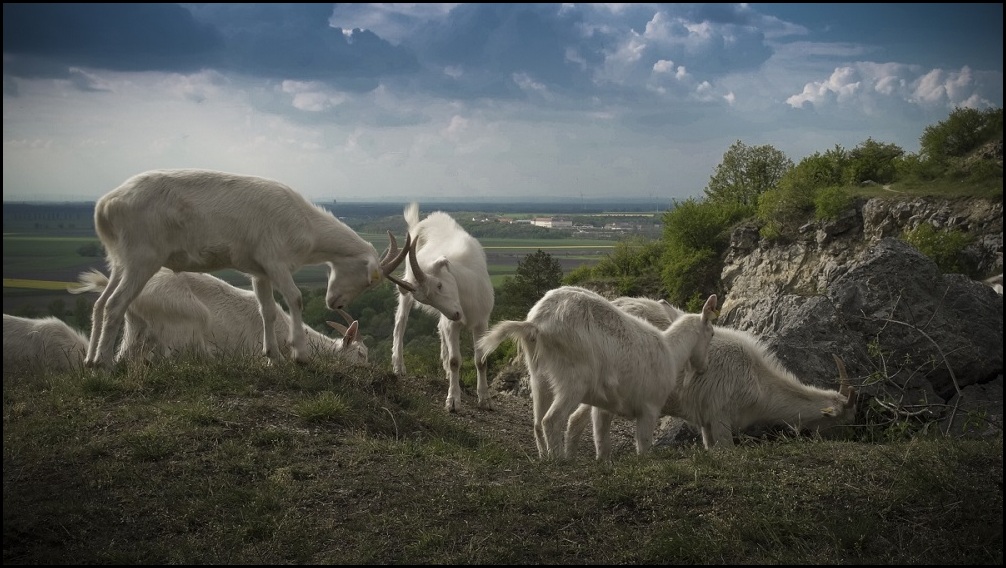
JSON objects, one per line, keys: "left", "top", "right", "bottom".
{"left": 380, "top": 230, "right": 399, "bottom": 266}
{"left": 380, "top": 231, "right": 408, "bottom": 273}
{"left": 334, "top": 308, "right": 356, "bottom": 327}
{"left": 833, "top": 354, "right": 856, "bottom": 400}
{"left": 381, "top": 232, "right": 416, "bottom": 292}
{"left": 326, "top": 320, "right": 349, "bottom": 335}
{"left": 408, "top": 232, "right": 427, "bottom": 284}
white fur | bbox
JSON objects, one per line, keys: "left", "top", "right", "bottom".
{"left": 3, "top": 314, "right": 89, "bottom": 373}
{"left": 84, "top": 169, "right": 403, "bottom": 368}
{"left": 569, "top": 302, "right": 858, "bottom": 454}
{"left": 610, "top": 296, "right": 684, "bottom": 330}
{"left": 391, "top": 202, "right": 495, "bottom": 412}
{"left": 984, "top": 273, "right": 1003, "bottom": 295}
{"left": 71, "top": 269, "right": 367, "bottom": 363}
{"left": 477, "top": 286, "right": 717, "bottom": 460}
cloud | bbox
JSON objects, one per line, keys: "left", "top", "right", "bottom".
{"left": 3, "top": 3, "right": 418, "bottom": 90}
{"left": 2, "top": 4, "right": 1002, "bottom": 203}
{"left": 2, "top": 3, "right": 222, "bottom": 75}
{"left": 787, "top": 62, "right": 1002, "bottom": 111}
{"left": 281, "top": 80, "right": 349, "bottom": 112}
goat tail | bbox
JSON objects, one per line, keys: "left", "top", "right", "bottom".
{"left": 67, "top": 269, "right": 109, "bottom": 295}
{"left": 404, "top": 201, "right": 421, "bottom": 228}
{"left": 477, "top": 320, "right": 539, "bottom": 363}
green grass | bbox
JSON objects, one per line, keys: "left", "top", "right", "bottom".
{"left": 3, "top": 358, "right": 1001, "bottom": 564}
{"left": 2, "top": 235, "right": 102, "bottom": 275}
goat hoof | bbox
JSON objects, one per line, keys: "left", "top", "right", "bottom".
{"left": 445, "top": 398, "right": 459, "bottom": 413}
{"left": 477, "top": 397, "right": 494, "bottom": 411}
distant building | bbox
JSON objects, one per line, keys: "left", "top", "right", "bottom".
{"left": 532, "top": 216, "right": 573, "bottom": 229}
{"left": 604, "top": 222, "right": 637, "bottom": 231}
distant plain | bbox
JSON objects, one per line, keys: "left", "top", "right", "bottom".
{"left": 2, "top": 201, "right": 663, "bottom": 314}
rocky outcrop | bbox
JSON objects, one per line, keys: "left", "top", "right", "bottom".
{"left": 489, "top": 195, "right": 1004, "bottom": 443}
{"left": 720, "top": 196, "right": 1003, "bottom": 439}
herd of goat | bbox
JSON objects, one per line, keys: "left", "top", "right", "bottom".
{"left": 5, "top": 168, "right": 871, "bottom": 459}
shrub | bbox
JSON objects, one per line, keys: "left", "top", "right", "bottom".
{"left": 813, "top": 187, "right": 852, "bottom": 221}
{"left": 660, "top": 199, "right": 751, "bottom": 305}
{"left": 901, "top": 223, "right": 982, "bottom": 277}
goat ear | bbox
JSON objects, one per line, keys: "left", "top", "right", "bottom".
{"left": 327, "top": 321, "right": 348, "bottom": 335}
{"left": 434, "top": 256, "right": 451, "bottom": 271}
{"left": 341, "top": 320, "right": 359, "bottom": 344}
{"left": 845, "top": 387, "right": 859, "bottom": 408}
{"left": 701, "top": 294, "right": 717, "bottom": 321}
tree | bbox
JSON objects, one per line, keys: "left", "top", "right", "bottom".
{"left": 660, "top": 197, "right": 750, "bottom": 308}
{"left": 496, "top": 249, "right": 563, "bottom": 320}
{"left": 704, "top": 140, "right": 793, "bottom": 207}
{"left": 844, "top": 137, "right": 904, "bottom": 185}
{"left": 920, "top": 106, "right": 1003, "bottom": 163}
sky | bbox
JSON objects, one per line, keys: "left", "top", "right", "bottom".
{"left": 2, "top": 3, "right": 1002, "bottom": 204}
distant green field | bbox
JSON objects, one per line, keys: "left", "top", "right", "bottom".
{"left": 3, "top": 234, "right": 103, "bottom": 275}
{"left": 2, "top": 232, "right": 613, "bottom": 295}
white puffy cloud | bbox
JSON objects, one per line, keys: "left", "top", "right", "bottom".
{"left": 788, "top": 63, "right": 1000, "bottom": 111}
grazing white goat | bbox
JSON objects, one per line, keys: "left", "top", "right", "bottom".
{"left": 660, "top": 330, "right": 857, "bottom": 449}
{"left": 567, "top": 304, "right": 858, "bottom": 456}
{"left": 477, "top": 286, "right": 717, "bottom": 460}
{"left": 610, "top": 296, "right": 684, "bottom": 330}
{"left": 391, "top": 202, "right": 495, "bottom": 412}
{"left": 84, "top": 168, "right": 409, "bottom": 368}
{"left": 3, "top": 314, "right": 89, "bottom": 373}
{"left": 71, "top": 269, "right": 367, "bottom": 364}
{"left": 984, "top": 273, "right": 1003, "bottom": 295}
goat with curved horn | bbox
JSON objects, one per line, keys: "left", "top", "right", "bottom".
{"left": 391, "top": 202, "right": 496, "bottom": 412}
{"left": 85, "top": 168, "right": 403, "bottom": 367}
{"left": 567, "top": 302, "right": 861, "bottom": 457}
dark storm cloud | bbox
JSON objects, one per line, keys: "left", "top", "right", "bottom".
{"left": 404, "top": 3, "right": 603, "bottom": 96}
{"left": 185, "top": 3, "right": 418, "bottom": 89}
{"left": 2, "top": 3, "right": 777, "bottom": 101}
{"left": 2, "top": 3, "right": 223, "bottom": 75}
{"left": 3, "top": 3, "right": 418, "bottom": 90}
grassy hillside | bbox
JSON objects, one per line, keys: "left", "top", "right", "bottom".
{"left": 4, "top": 356, "right": 1002, "bottom": 564}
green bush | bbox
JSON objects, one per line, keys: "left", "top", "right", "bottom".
{"left": 901, "top": 223, "right": 982, "bottom": 277}
{"left": 561, "top": 237, "right": 665, "bottom": 297}
{"left": 813, "top": 187, "right": 852, "bottom": 221}
{"left": 843, "top": 138, "right": 903, "bottom": 185}
{"left": 756, "top": 183, "right": 813, "bottom": 231}
{"left": 563, "top": 263, "right": 594, "bottom": 285}
{"left": 660, "top": 198, "right": 751, "bottom": 305}
{"left": 920, "top": 106, "right": 1003, "bottom": 163}
{"left": 893, "top": 153, "right": 944, "bottom": 183}
{"left": 661, "top": 244, "right": 721, "bottom": 307}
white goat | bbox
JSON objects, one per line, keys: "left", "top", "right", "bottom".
{"left": 610, "top": 296, "right": 684, "bottom": 330}
{"left": 3, "top": 314, "right": 89, "bottom": 373}
{"left": 984, "top": 273, "right": 1003, "bottom": 295}
{"left": 84, "top": 168, "right": 409, "bottom": 368}
{"left": 391, "top": 202, "right": 495, "bottom": 412}
{"left": 71, "top": 268, "right": 368, "bottom": 364}
{"left": 477, "top": 286, "right": 717, "bottom": 460}
{"left": 567, "top": 305, "right": 858, "bottom": 456}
